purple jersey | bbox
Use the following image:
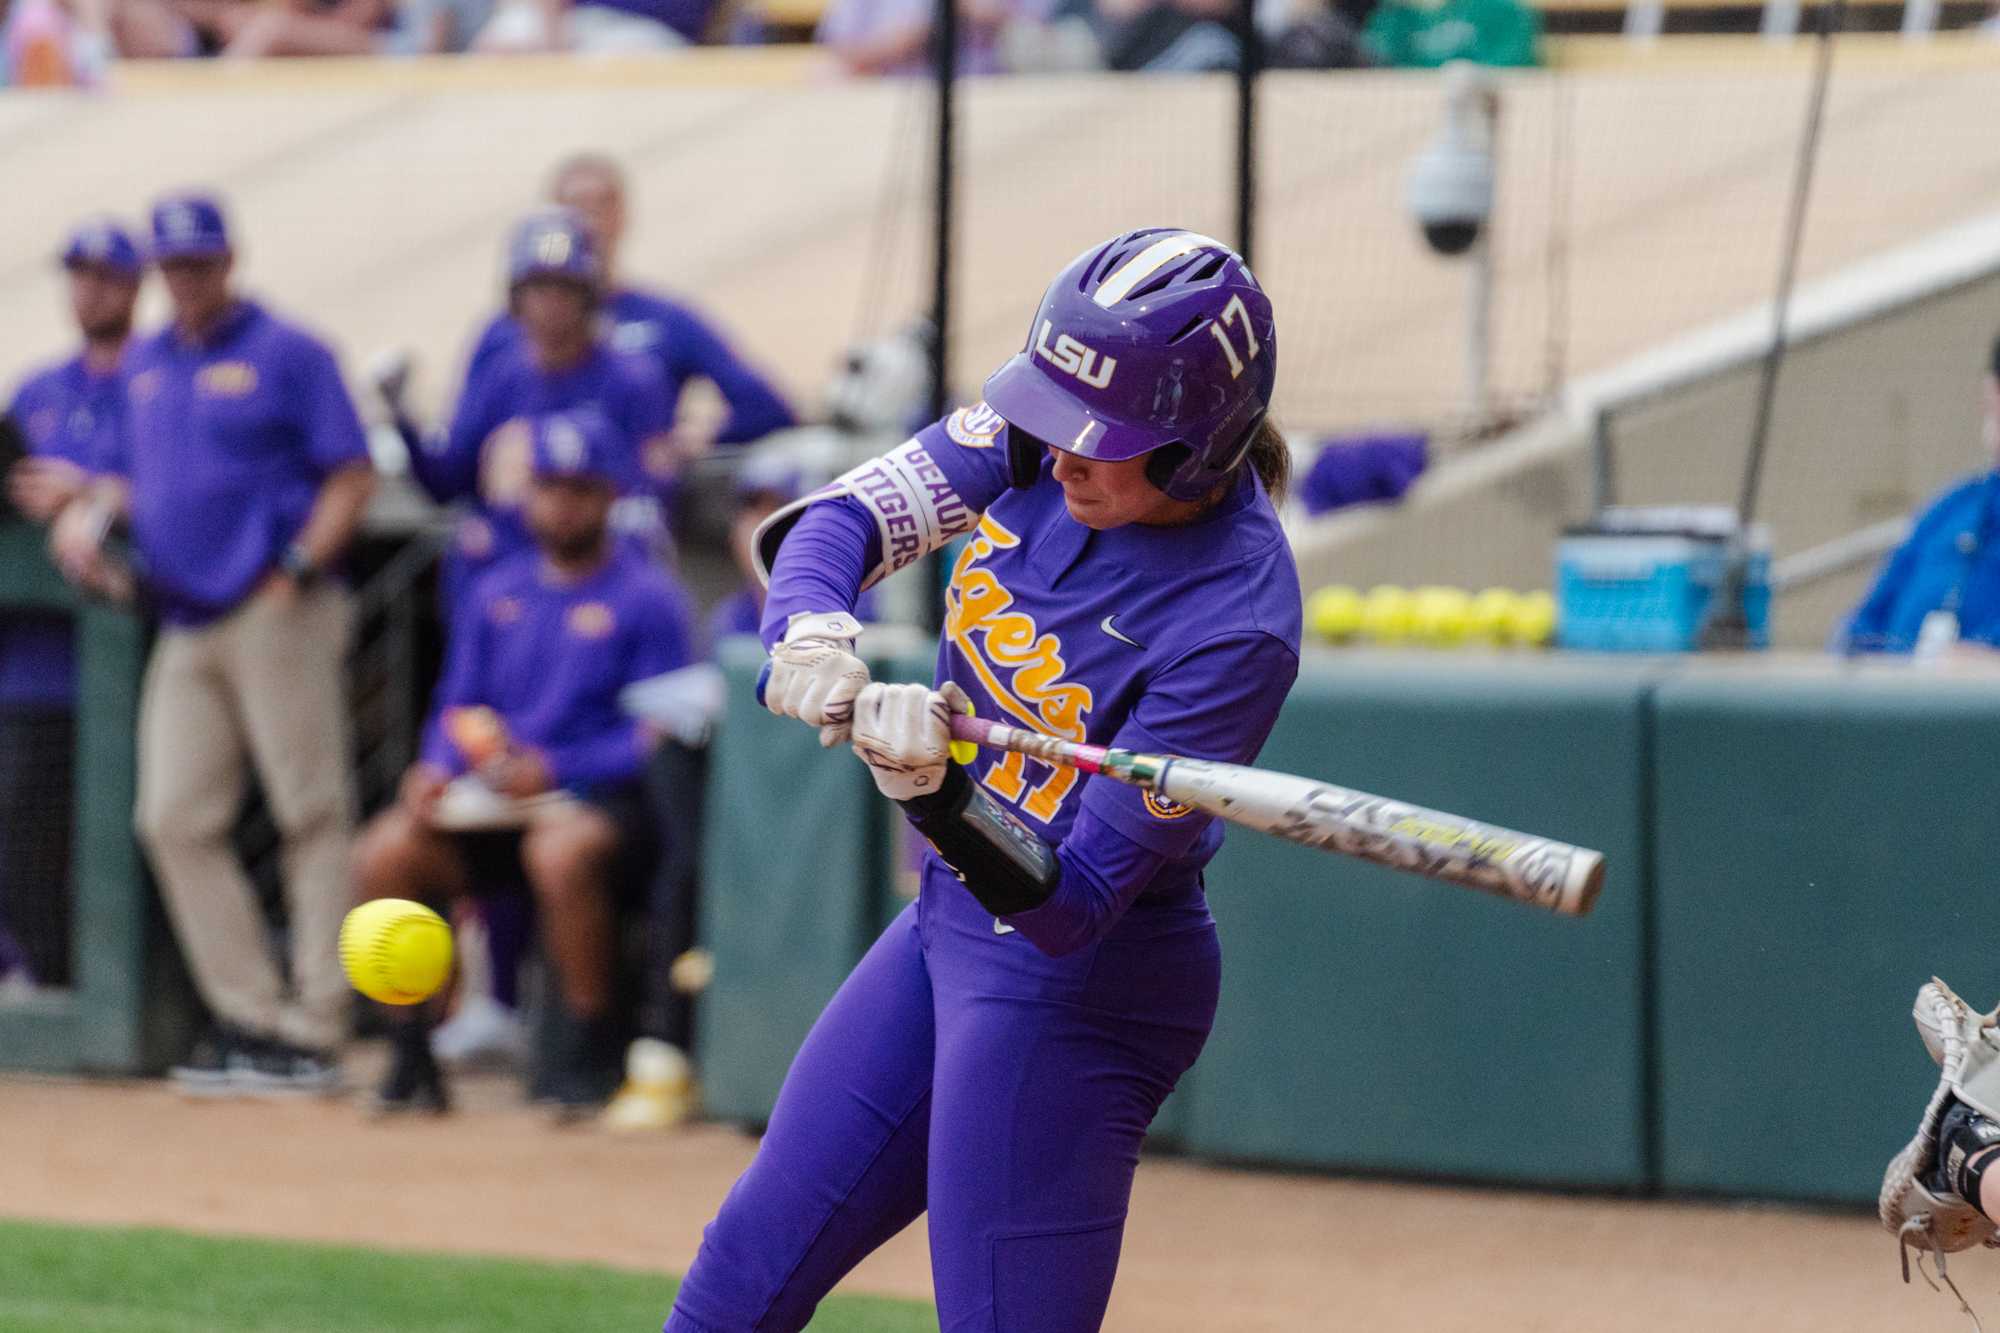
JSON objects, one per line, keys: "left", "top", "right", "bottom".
{"left": 670, "top": 410, "right": 1298, "bottom": 1333}
{"left": 420, "top": 546, "right": 695, "bottom": 795}
{"left": 2, "top": 352, "right": 123, "bottom": 707}
{"left": 103, "top": 302, "right": 369, "bottom": 627}
{"left": 466, "top": 289, "right": 794, "bottom": 448}
{"left": 762, "top": 409, "right": 1301, "bottom": 950}
{"left": 423, "top": 339, "right": 673, "bottom": 608}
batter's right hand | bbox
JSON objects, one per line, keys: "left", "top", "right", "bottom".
{"left": 766, "top": 611, "right": 869, "bottom": 748}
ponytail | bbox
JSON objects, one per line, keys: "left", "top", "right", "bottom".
{"left": 1246, "top": 418, "right": 1290, "bottom": 506}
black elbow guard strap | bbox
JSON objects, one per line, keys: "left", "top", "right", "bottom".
{"left": 901, "top": 763, "right": 1059, "bottom": 916}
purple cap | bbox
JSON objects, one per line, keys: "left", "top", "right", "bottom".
{"left": 507, "top": 207, "right": 600, "bottom": 290}
{"left": 983, "top": 228, "right": 1277, "bottom": 501}
{"left": 530, "top": 410, "right": 620, "bottom": 485}
{"left": 149, "top": 193, "right": 232, "bottom": 262}
{"left": 60, "top": 218, "right": 143, "bottom": 278}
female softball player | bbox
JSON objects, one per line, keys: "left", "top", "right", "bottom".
{"left": 666, "top": 229, "right": 1302, "bottom": 1333}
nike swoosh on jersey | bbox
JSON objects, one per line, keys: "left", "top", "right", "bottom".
{"left": 1100, "top": 615, "right": 1144, "bottom": 649}
{"left": 993, "top": 918, "right": 1017, "bottom": 935}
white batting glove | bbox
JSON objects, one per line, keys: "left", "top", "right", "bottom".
{"left": 851, "top": 681, "right": 970, "bottom": 801}
{"left": 766, "top": 611, "right": 870, "bottom": 747}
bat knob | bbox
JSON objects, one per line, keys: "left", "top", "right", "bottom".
{"left": 754, "top": 661, "right": 771, "bottom": 707}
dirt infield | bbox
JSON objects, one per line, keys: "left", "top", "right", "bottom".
{"left": 0, "top": 1057, "right": 1987, "bottom": 1332}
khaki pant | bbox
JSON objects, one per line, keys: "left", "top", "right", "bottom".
{"left": 136, "top": 584, "right": 355, "bottom": 1051}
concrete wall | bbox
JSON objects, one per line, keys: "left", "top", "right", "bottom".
{"left": 1293, "top": 268, "right": 2000, "bottom": 648}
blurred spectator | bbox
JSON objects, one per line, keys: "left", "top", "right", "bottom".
{"left": 52, "top": 193, "right": 376, "bottom": 1095}
{"left": 114, "top": 0, "right": 493, "bottom": 58}
{"left": 0, "top": 219, "right": 143, "bottom": 993}
{"left": 1001, "top": 0, "right": 1371, "bottom": 74}
{"left": 1837, "top": 334, "right": 2000, "bottom": 658}
{"left": 702, "top": 454, "right": 878, "bottom": 655}
{"left": 474, "top": 0, "right": 711, "bottom": 53}
{"left": 817, "top": 0, "right": 1031, "bottom": 75}
{"left": 352, "top": 410, "right": 695, "bottom": 1115}
{"left": 2, "top": 0, "right": 112, "bottom": 83}
{"left": 704, "top": 458, "right": 799, "bottom": 655}
{"left": 1362, "top": 0, "right": 1537, "bottom": 67}
{"left": 401, "top": 207, "right": 676, "bottom": 610}
{"left": 463, "top": 156, "right": 795, "bottom": 464}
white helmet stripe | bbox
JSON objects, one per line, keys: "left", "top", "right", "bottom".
{"left": 1091, "top": 231, "right": 1228, "bottom": 308}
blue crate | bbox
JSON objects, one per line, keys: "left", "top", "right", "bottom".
{"left": 1557, "top": 533, "right": 1769, "bottom": 652}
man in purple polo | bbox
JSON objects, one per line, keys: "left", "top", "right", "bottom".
{"left": 0, "top": 218, "right": 143, "bottom": 992}
{"left": 53, "top": 192, "right": 377, "bottom": 1095}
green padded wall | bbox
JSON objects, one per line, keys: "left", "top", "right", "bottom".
{"left": 696, "top": 635, "right": 937, "bottom": 1124}
{"left": 1652, "top": 667, "right": 2000, "bottom": 1203}
{"left": 0, "top": 522, "right": 188, "bottom": 1074}
{"left": 1180, "top": 653, "right": 1660, "bottom": 1188}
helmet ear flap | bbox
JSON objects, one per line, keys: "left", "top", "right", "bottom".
{"left": 1144, "top": 444, "right": 1191, "bottom": 494}
{"left": 1006, "top": 425, "right": 1048, "bottom": 489}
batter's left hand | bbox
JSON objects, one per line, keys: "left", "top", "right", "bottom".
{"left": 851, "top": 681, "right": 969, "bottom": 802}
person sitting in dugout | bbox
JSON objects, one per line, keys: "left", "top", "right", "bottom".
{"left": 352, "top": 408, "right": 694, "bottom": 1116}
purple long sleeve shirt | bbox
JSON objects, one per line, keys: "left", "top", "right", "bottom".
{"left": 760, "top": 408, "right": 1301, "bottom": 956}
{"left": 465, "top": 289, "right": 795, "bottom": 448}
{"left": 420, "top": 546, "right": 695, "bottom": 795}
{"left": 3, "top": 351, "right": 124, "bottom": 707}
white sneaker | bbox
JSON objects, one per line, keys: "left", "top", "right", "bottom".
{"left": 430, "top": 994, "right": 525, "bottom": 1067}
{"left": 602, "top": 1039, "right": 698, "bottom": 1133}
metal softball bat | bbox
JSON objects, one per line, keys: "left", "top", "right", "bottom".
{"left": 947, "top": 714, "right": 1604, "bottom": 917}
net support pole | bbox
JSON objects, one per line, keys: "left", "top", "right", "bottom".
{"left": 1233, "top": 0, "right": 1258, "bottom": 265}
{"left": 930, "top": 0, "right": 956, "bottom": 423}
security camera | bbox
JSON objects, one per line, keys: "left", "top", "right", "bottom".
{"left": 1406, "top": 62, "right": 1497, "bottom": 258}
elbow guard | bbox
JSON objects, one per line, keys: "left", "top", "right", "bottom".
{"left": 902, "top": 763, "right": 1058, "bottom": 916}
{"left": 751, "top": 437, "right": 978, "bottom": 592}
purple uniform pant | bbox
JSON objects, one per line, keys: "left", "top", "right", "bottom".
{"left": 665, "top": 861, "right": 1220, "bottom": 1333}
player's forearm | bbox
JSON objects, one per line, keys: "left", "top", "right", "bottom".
{"left": 1005, "top": 808, "right": 1166, "bottom": 958}
{"left": 294, "top": 463, "right": 377, "bottom": 567}
{"left": 759, "top": 496, "right": 880, "bottom": 649}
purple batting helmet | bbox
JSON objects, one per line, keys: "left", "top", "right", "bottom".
{"left": 506, "top": 207, "right": 600, "bottom": 293}
{"left": 983, "top": 228, "right": 1277, "bottom": 502}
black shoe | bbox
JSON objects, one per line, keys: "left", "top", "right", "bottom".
{"left": 373, "top": 1026, "right": 451, "bottom": 1116}
{"left": 540, "top": 1014, "right": 622, "bottom": 1121}
{"left": 171, "top": 1025, "right": 249, "bottom": 1098}
{"left": 234, "top": 1036, "right": 341, "bottom": 1097}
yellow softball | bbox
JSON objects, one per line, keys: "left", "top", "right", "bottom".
{"left": 339, "top": 899, "right": 453, "bottom": 1006}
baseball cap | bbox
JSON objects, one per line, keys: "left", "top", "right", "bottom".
{"left": 149, "top": 193, "right": 232, "bottom": 262}
{"left": 60, "top": 218, "right": 143, "bottom": 278}
{"left": 530, "top": 410, "right": 620, "bottom": 486}
{"left": 732, "top": 451, "right": 801, "bottom": 507}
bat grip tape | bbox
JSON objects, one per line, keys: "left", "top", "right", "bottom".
{"left": 901, "top": 764, "right": 1058, "bottom": 916}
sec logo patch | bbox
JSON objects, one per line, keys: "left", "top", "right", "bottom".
{"left": 567, "top": 602, "right": 616, "bottom": 639}
{"left": 945, "top": 402, "right": 1005, "bottom": 450}
{"left": 1142, "top": 791, "right": 1194, "bottom": 821}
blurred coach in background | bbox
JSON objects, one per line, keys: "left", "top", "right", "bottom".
{"left": 54, "top": 193, "right": 377, "bottom": 1094}
{"left": 0, "top": 218, "right": 144, "bottom": 991}
{"left": 1839, "top": 332, "right": 2000, "bottom": 657}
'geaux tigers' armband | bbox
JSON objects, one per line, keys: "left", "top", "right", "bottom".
{"left": 751, "top": 438, "right": 978, "bottom": 592}
{"left": 902, "top": 763, "right": 1058, "bottom": 917}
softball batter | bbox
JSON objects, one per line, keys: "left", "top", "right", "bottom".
{"left": 667, "top": 230, "right": 1302, "bottom": 1333}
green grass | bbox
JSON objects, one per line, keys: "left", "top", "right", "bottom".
{"left": 0, "top": 1219, "right": 936, "bottom": 1332}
